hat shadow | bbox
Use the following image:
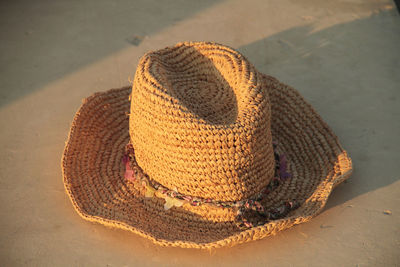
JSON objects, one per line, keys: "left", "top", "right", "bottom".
{"left": 237, "top": 8, "right": 400, "bottom": 211}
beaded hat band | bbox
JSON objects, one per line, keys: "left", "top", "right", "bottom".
{"left": 62, "top": 42, "right": 352, "bottom": 249}
{"left": 123, "top": 142, "right": 299, "bottom": 229}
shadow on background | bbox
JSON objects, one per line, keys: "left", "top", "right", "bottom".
{"left": 238, "top": 8, "right": 400, "bottom": 211}
{"left": 0, "top": 0, "right": 223, "bottom": 107}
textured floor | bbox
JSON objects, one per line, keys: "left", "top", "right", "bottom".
{"left": 0, "top": 0, "right": 399, "bottom": 266}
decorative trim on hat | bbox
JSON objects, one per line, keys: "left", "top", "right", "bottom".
{"left": 123, "top": 142, "right": 299, "bottom": 228}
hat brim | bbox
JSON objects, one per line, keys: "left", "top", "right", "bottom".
{"left": 62, "top": 74, "right": 352, "bottom": 249}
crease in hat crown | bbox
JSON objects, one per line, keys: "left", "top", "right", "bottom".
{"left": 129, "top": 42, "right": 276, "bottom": 202}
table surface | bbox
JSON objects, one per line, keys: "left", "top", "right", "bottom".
{"left": 0, "top": 0, "right": 399, "bottom": 266}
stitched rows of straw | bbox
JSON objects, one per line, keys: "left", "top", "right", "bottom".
{"left": 129, "top": 42, "right": 276, "bottom": 202}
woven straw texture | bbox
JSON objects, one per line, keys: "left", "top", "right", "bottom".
{"left": 62, "top": 42, "right": 352, "bottom": 249}
{"left": 130, "top": 42, "right": 274, "bottom": 202}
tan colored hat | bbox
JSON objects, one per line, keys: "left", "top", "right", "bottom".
{"left": 62, "top": 42, "right": 352, "bottom": 249}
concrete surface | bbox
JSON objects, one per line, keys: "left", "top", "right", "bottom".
{"left": 0, "top": 0, "right": 399, "bottom": 266}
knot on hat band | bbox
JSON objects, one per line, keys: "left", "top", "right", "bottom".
{"left": 123, "top": 142, "right": 299, "bottom": 228}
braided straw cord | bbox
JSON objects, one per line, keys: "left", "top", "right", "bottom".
{"left": 62, "top": 43, "right": 352, "bottom": 249}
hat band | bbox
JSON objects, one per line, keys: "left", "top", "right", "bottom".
{"left": 123, "top": 143, "right": 299, "bottom": 228}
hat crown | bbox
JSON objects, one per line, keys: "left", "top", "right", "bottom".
{"left": 129, "top": 42, "right": 275, "bottom": 202}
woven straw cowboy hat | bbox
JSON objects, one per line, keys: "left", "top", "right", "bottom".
{"left": 62, "top": 41, "right": 352, "bottom": 249}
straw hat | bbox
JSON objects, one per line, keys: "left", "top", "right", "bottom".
{"left": 62, "top": 42, "right": 352, "bottom": 249}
